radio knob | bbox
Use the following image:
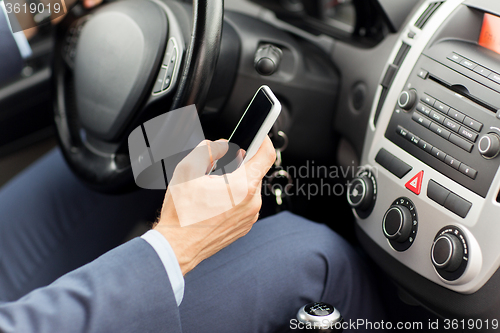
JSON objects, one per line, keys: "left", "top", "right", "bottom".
{"left": 347, "top": 175, "right": 374, "bottom": 211}
{"left": 478, "top": 133, "right": 500, "bottom": 159}
{"left": 398, "top": 90, "right": 417, "bottom": 110}
{"left": 431, "top": 234, "right": 463, "bottom": 272}
{"left": 382, "top": 205, "right": 412, "bottom": 242}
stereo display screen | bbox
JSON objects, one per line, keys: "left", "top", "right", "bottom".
{"left": 479, "top": 13, "right": 500, "bottom": 55}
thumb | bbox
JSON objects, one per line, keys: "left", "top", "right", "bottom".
{"left": 242, "top": 136, "right": 276, "bottom": 183}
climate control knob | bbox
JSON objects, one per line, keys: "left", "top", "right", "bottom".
{"left": 397, "top": 89, "right": 417, "bottom": 110}
{"left": 347, "top": 175, "right": 373, "bottom": 211}
{"left": 382, "top": 205, "right": 412, "bottom": 243}
{"left": 431, "top": 234, "right": 463, "bottom": 272}
{"left": 478, "top": 133, "right": 500, "bottom": 159}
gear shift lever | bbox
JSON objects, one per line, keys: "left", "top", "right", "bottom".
{"left": 296, "top": 302, "right": 344, "bottom": 332}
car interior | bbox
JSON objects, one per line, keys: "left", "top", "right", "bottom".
{"left": 2, "top": 0, "right": 500, "bottom": 331}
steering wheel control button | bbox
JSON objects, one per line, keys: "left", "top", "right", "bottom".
{"left": 478, "top": 133, "right": 500, "bottom": 158}
{"left": 426, "top": 180, "right": 472, "bottom": 218}
{"left": 153, "top": 68, "right": 167, "bottom": 93}
{"left": 153, "top": 38, "right": 181, "bottom": 95}
{"left": 254, "top": 44, "right": 283, "bottom": 76}
{"left": 405, "top": 170, "right": 423, "bottom": 195}
{"left": 432, "top": 226, "right": 469, "bottom": 281}
{"left": 375, "top": 148, "right": 412, "bottom": 179}
{"left": 347, "top": 170, "right": 377, "bottom": 218}
{"left": 383, "top": 197, "right": 418, "bottom": 251}
{"left": 398, "top": 89, "right": 417, "bottom": 110}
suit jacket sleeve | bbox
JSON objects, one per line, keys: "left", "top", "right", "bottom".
{"left": 0, "top": 238, "right": 183, "bottom": 333}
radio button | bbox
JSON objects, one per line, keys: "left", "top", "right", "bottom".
{"left": 447, "top": 108, "right": 465, "bottom": 122}
{"left": 409, "top": 134, "right": 420, "bottom": 146}
{"left": 431, "top": 147, "right": 447, "bottom": 161}
{"left": 459, "top": 164, "right": 477, "bottom": 179}
{"left": 463, "top": 116, "right": 483, "bottom": 132}
{"left": 443, "top": 118, "right": 460, "bottom": 132}
{"left": 429, "top": 111, "right": 445, "bottom": 124}
{"left": 396, "top": 125, "right": 409, "bottom": 139}
{"left": 488, "top": 72, "right": 500, "bottom": 85}
{"left": 474, "top": 66, "right": 491, "bottom": 78}
{"left": 430, "top": 123, "right": 451, "bottom": 140}
{"left": 449, "top": 134, "right": 473, "bottom": 152}
{"left": 458, "top": 126, "right": 478, "bottom": 142}
{"left": 421, "top": 94, "right": 435, "bottom": 106}
{"left": 434, "top": 101, "right": 450, "bottom": 114}
{"left": 412, "top": 112, "right": 431, "bottom": 128}
{"left": 417, "top": 139, "right": 433, "bottom": 153}
{"left": 460, "top": 59, "right": 477, "bottom": 70}
{"left": 447, "top": 53, "right": 463, "bottom": 64}
{"left": 444, "top": 155, "right": 461, "bottom": 170}
{"left": 416, "top": 103, "right": 431, "bottom": 116}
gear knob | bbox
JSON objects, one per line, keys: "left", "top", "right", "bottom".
{"left": 296, "top": 302, "right": 344, "bottom": 332}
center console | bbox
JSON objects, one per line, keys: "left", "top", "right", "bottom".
{"left": 350, "top": 0, "right": 500, "bottom": 316}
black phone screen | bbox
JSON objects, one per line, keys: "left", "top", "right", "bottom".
{"left": 212, "top": 89, "right": 273, "bottom": 174}
{"left": 229, "top": 89, "right": 273, "bottom": 151}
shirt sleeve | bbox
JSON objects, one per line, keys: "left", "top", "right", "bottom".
{"left": 141, "top": 230, "right": 185, "bottom": 306}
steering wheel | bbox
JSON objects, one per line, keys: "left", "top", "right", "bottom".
{"left": 52, "top": 0, "right": 223, "bottom": 193}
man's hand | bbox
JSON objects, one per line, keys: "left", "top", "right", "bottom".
{"left": 154, "top": 137, "right": 276, "bottom": 275}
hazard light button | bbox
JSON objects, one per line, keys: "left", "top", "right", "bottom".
{"left": 405, "top": 171, "right": 423, "bottom": 195}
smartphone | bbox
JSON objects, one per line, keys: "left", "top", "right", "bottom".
{"left": 210, "top": 85, "right": 281, "bottom": 174}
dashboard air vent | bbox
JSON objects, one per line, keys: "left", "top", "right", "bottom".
{"left": 415, "top": 2, "right": 443, "bottom": 29}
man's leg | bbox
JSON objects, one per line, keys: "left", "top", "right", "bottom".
{"left": 180, "top": 211, "right": 384, "bottom": 333}
{"left": 0, "top": 149, "right": 164, "bottom": 301}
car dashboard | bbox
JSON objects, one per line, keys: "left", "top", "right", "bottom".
{"left": 240, "top": 0, "right": 500, "bottom": 323}
{"left": 353, "top": 0, "right": 500, "bottom": 322}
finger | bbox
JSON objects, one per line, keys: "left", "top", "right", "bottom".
{"left": 243, "top": 136, "right": 276, "bottom": 183}
{"left": 181, "top": 139, "right": 229, "bottom": 176}
{"left": 83, "top": 0, "right": 103, "bottom": 9}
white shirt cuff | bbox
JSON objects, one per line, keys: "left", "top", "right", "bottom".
{"left": 141, "top": 230, "right": 185, "bottom": 306}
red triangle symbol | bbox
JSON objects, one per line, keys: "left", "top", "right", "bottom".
{"left": 405, "top": 170, "right": 423, "bottom": 195}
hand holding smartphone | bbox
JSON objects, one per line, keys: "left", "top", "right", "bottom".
{"left": 209, "top": 85, "right": 281, "bottom": 175}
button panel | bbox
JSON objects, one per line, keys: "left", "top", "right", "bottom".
{"left": 397, "top": 126, "right": 476, "bottom": 179}
{"left": 152, "top": 38, "right": 180, "bottom": 95}
{"left": 411, "top": 110, "right": 474, "bottom": 153}
{"left": 420, "top": 94, "right": 481, "bottom": 140}
{"left": 448, "top": 52, "right": 500, "bottom": 86}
